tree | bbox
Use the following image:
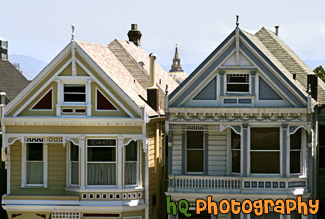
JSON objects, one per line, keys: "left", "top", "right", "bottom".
{"left": 314, "top": 65, "right": 325, "bottom": 82}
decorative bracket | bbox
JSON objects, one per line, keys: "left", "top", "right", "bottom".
{"left": 220, "top": 125, "right": 242, "bottom": 136}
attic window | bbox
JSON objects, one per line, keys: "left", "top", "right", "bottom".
{"left": 31, "top": 89, "right": 52, "bottom": 110}
{"left": 226, "top": 74, "right": 249, "bottom": 92}
{"left": 64, "top": 84, "right": 86, "bottom": 102}
{"left": 96, "top": 89, "right": 117, "bottom": 111}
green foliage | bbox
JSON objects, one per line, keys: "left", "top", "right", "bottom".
{"left": 314, "top": 65, "right": 325, "bottom": 82}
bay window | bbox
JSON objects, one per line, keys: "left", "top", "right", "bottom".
{"left": 87, "top": 139, "right": 116, "bottom": 186}
{"left": 69, "top": 142, "right": 79, "bottom": 185}
{"left": 125, "top": 141, "right": 138, "bottom": 185}
{"left": 290, "top": 129, "right": 302, "bottom": 174}
{"left": 186, "top": 131, "right": 204, "bottom": 173}
{"left": 231, "top": 129, "right": 241, "bottom": 173}
{"left": 250, "top": 128, "right": 280, "bottom": 174}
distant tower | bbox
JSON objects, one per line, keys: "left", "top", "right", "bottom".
{"left": 168, "top": 44, "right": 187, "bottom": 84}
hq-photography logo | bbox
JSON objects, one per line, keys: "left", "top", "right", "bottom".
{"left": 166, "top": 196, "right": 319, "bottom": 217}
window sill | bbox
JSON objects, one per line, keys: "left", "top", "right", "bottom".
{"left": 21, "top": 186, "right": 47, "bottom": 189}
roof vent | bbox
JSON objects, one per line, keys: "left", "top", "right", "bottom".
{"left": 275, "top": 26, "right": 279, "bottom": 36}
{"left": 127, "top": 24, "right": 142, "bottom": 47}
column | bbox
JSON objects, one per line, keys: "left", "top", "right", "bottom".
{"left": 242, "top": 124, "right": 248, "bottom": 177}
{"left": 80, "top": 137, "right": 85, "bottom": 189}
{"left": 282, "top": 124, "right": 288, "bottom": 178}
{"left": 117, "top": 137, "right": 123, "bottom": 189}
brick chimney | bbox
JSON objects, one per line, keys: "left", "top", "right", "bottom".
{"left": 147, "top": 53, "right": 159, "bottom": 111}
{"left": 127, "top": 24, "right": 142, "bottom": 47}
{"left": 0, "top": 37, "right": 8, "bottom": 60}
{"left": 307, "top": 73, "right": 318, "bottom": 101}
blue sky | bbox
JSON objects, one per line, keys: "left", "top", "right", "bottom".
{"left": 3, "top": 0, "right": 325, "bottom": 73}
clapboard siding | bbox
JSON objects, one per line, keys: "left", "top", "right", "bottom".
{"left": 172, "top": 131, "right": 182, "bottom": 174}
{"left": 208, "top": 131, "right": 227, "bottom": 176}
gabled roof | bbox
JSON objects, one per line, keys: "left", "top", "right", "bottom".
{"left": 170, "top": 27, "right": 324, "bottom": 105}
{"left": 76, "top": 41, "right": 158, "bottom": 117}
{"left": 0, "top": 59, "right": 29, "bottom": 103}
{"left": 244, "top": 27, "right": 325, "bottom": 103}
{"left": 108, "top": 39, "right": 179, "bottom": 109}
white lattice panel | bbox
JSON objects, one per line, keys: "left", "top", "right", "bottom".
{"left": 51, "top": 211, "right": 80, "bottom": 219}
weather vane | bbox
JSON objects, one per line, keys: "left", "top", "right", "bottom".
{"left": 236, "top": 15, "right": 239, "bottom": 28}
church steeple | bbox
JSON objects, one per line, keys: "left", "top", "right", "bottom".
{"left": 168, "top": 44, "right": 187, "bottom": 84}
{"left": 169, "top": 44, "right": 183, "bottom": 72}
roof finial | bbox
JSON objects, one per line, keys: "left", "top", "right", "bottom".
{"left": 236, "top": 15, "right": 239, "bottom": 28}
{"left": 71, "top": 24, "right": 75, "bottom": 41}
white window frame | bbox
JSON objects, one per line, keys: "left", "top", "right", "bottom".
{"left": 63, "top": 84, "right": 86, "bottom": 104}
{"left": 68, "top": 142, "right": 79, "bottom": 187}
{"left": 56, "top": 76, "right": 92, "bottom": 116}
{"left": 225, "top": 72, "right": 250, "bottom": 94}
{"left": 21, "top": 143, "right": 48, "bottom": 188}
{"left": 86, "top": 138, "right": 117, "bottom": 188}
{"left": 124, "top": 141, "right": 139, "bottom": 187}
{"left": 289, "top": 128, "right": 306, "bottom": 177}
{"left": 95, "top": 88, "right": 119, "bottom": 112}
{"left": 248, "top": 126, "right": 281, "bottom": 176}
{"left": 185, "top": 131, "right": 205, "bottom": 174}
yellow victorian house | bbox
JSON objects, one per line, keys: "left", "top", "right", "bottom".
{"left": 1, "top": 24, "right": 178, "bottom": 219}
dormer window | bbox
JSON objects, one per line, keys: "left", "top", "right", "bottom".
{"left": 226, "top": 74, "right": 249, "bottom": 93}
{"left": 64, "top": 84, "right": 86, "bottom": 103}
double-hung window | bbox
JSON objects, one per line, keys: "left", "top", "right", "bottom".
{"left": 186, "top": 131, "right": 204, "bottom": 173}
{"left": 69, "top": 142, "right": 79, "bottom": 185}
{"left": 87, "top": 139, "right": 116, "bottom": 186}
{"left": 250, "top": 128, "right": 280, "bottom": 174}
{"left": 25, "top": 143, "right": 45, "bottom": 186}
{"left": 231, "top": 130, "right": 241, "bottom": 173}
{"left": 125, "top": 141, "right": 138, "bottom": 186}
{"left": 290, "top": 129, "right": 302, "bottom": 174}
{"left": 64, "top": 84, "right": 86, "bottom": 103}
{"left": 226, "top": 74, "right": 250, "bottom": 93}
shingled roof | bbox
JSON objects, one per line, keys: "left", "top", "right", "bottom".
{"left": 242, "top": 27, "right": 325, "bottom": 104}
{"left": 0, "top": 59, "right": 29, "bottom": 104}
{"left": 76, "top": 41, "right": 158, "bottom": 117}
{"left": 108, "top": 39, "right": 179, "bottom": 110}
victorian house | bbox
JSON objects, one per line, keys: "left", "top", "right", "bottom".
{"left": 165, "top": 24, "right": 324, "bottom": 219}
{"left": 1, "top": 24, "right": 178, "bottom": 219}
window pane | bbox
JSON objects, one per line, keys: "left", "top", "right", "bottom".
{"left": 251, "top": 128, "right": 279, "bottom": 150}
{"left": 231, "top": 130, "right": 241, "bottom": 149}
{"left": 320, "top": 125, "right": 325, "bottom": 146}
{"left": 27, "top": 143, "right": 43, "bottom": 161}
{"left": 64, "top": 94, "right": 86, "bottom": 102}
{"left": 290, "top": 129, "right": 301, "bottom": 149}
{"left": 64, "top": 84, "right": 85, "bottom": 92}
{"left": 125, "top": 162, "right": 137, "bottom": 185}
{"left": 71, "top": 161, "right": 79, "bottom": 185}
{"left": 187, "top": 131, "right": 203, "bottom": 149}
{"left": 187, "top": 150, "right": 203, "bottom": 172}
{"left": 228, "top": 75, "right": 248, "bottom": 83}
{"left": 87, "top": 163, "right": 116, "bottom": 185}
{"left": 87, "top": 147, "right": 116, "bottom": 162}
{"left": 227, "top": 84, "right": 249, "bottom": 92}
{"left": 126, "top": 141, "right": 137, "bottom": 161}
{"left": 70, "top": 143, "right": 79, "bottom": 161}
{"left": 27, "top": 162, "right": 43, "bottom": 184}
{"left": 320, "top": 147, "right": 325, "bottom": 168}
{"left": 251, "top": 152, "right": 280, "bottom": 173}
{"left": 290, "top": 151, "right": 300, "bottom": 174}
{"left": 232, "top": 150, "right": 240, "bottom": 173}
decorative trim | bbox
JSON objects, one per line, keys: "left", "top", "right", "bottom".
{"left": 220, "top": 125, "right": 241, "bottom": 135}
{"left": 169, "top": 124, "right": 219, "bottom": 131}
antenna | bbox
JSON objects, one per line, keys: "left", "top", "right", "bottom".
{"left": 236, "top": 15, "right": 239, "bottom": 28}
{"left": 71, "top": 24, "right": 75, "bottom": 41}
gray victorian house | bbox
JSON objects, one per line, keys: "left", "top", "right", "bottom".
{"left": 165, "top": 24, "right": 324, "bottom": 219}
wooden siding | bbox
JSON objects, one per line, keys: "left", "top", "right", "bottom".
{"left": 10, "top": 142, "right": 66, "bottom": 196}
{"left": 171, "top": 131, "right": 182, "bottom": 175}
{"left": 208, "top": 131, "right": 227, "bottom": 175}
